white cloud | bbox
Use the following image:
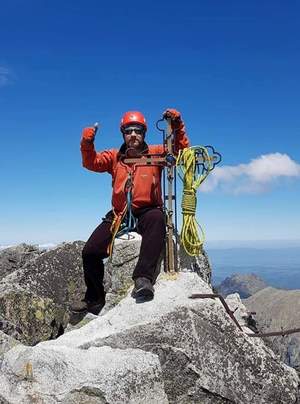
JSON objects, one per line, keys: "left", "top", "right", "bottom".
{"left": 0, "top": 66, "right": 12, "bottom": 87}
{"left": 201, "top": 153, "right": 300, "bottom": 194}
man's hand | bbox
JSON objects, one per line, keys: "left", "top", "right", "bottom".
{"left": 163, "top": 108, "right": 181, "bottom": 122}
{"left": 81, "top": 125, "right": 98, "bottom": 143}
{"left": 163, "top": 108, "right": 183, "bottom": 130}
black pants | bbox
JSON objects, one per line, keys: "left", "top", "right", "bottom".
{"left": 82, "top": 207, "right": 166, "bottom": 302}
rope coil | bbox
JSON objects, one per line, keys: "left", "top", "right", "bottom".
{"left": 181, "top": 189, "right": 197, "bottom": 215}
{"left": 177, "top": 146, "right": 213, "bottom": 256}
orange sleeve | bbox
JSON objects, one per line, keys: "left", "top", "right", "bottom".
{"left": 173, "top": 120, "right": 190, "bottom": 154}
{"left": 80, "top": 139, "right": 115, "bottom": 174}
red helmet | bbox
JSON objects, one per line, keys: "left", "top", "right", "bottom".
{"left": 120, "top": 111, "right": 147, "bottom": 132}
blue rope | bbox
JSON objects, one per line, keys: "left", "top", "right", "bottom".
{"left": 116, "top": 184, "right": 137, "bottom": 239}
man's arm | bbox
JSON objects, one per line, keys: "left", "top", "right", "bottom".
{"left": 163, "top": 109, "right": 190, "bottom": 153}
{"left": 80, "top": 127, "right": 115, "bottom": 174}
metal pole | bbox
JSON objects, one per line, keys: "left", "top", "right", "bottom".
{"left": 162, "top": 130, "right": 167, "bottom": 273}
{"left": 174, "top": 166, "right": 178, "bottom": 272}
{"left": 166, "top": 118, "right": 175, "bottom": 273}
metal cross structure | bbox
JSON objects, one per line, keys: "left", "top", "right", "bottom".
{"left": 122, "top": 117, "right": 221, "bottom": 273}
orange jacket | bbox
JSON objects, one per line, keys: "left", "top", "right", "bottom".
{"left": 80, "top": 125, "right": 189, "bottom": 215}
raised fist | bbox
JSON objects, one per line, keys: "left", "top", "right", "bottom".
{"left": 163, "top": 108, "right": 181, "bottom": 122}
{"left": 81, "top": 127, "right": 96, "bottom": 143}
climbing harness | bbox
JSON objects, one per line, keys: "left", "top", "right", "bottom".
{"left": 108, "top": 171, "right": 137, "bottom": 256}
{"left": 117, "top": 172, "right": 137, "bottom": 237}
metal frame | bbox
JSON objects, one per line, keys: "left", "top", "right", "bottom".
{"left": 122, "top": 118, "right": 221, "bottom": 273}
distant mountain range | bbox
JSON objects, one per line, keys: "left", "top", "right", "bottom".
{"left": 244, "top": 287, "right": 300, "bottom": 370}
{"left": 207, "top": 247, "right": 300, "bottom": 289}
{"left": 206, "top": 239, "right": 300, "bottom": 249}
{"left": 215, "top": 273, "right": 268, "bottom": 298}
{"left": 0, "top": 243, "right": 57, "bottom": 251}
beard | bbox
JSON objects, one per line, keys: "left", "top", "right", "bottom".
{"left": 125, "top": 137, "right": 145, "bottom": 157}
{"left": 128, "top": 140, "right": 140, "bottom": 148}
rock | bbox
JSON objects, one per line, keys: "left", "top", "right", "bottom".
{"left": 179, "top": 243, "right": 212, "bottom": 285}
{"left": 288, "top": 336, "right": 300, "bottom": 373}
{"left": 225, "top": 293, "right": 254, "bottom": 330}
{"left": 101, "top": 233, "right": 142, "bottom": 313}
{"left": 0, "top": 318, "right": 23, "bottom": 340}
{"left": 0, "top": 345, "right": 168, "bottom": 404}
{"left": 103, "top": 233, "right": 212, "bottom": 313}
{"left": 216, "top": 273, "right": 268, "bottom": 298}
{"left": 16, "top": 241, "right": 86, "bottom": 305}
{"left": 0, "top": 235, "right": 213, "bottom": 344}
{"left": 0, "top": 330, "right": 21, "bottom": 363}
{"left": 244, "top": 287, "right": 300, "bottom": 370}
{"left": 1, "top": 272, "right": 297, "bottom": 404}
{"left": 0, "top": 284, "right": 68, "bottom": 345}
{"left": 65, "top": 312, "right": 98, "bottom": 333}
{"left": 104, "top": 233, "right": 142, "bottom": 294}
{"left": 0, "top": 243, "right": 42, "bottom": 280}
{"left": 0, "top": 241, "right": 87, "bottom": 344}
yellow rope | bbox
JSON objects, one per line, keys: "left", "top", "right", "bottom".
{"left": 176, "top": 146, "right": 212, "bottom": 256}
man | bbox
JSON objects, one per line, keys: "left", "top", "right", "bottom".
{"left": 71, "top": 109, "right": 189, "bottom": 315}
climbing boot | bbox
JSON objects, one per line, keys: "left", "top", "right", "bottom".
{"left": 70, "top": 298, "right": 105, "bottom": 315}
{"left": 132, "top": 277, "right": 154, "bottom": 302}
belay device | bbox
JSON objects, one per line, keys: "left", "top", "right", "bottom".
{"left": 120, "top": 116, "right": 221, "bottom": 273}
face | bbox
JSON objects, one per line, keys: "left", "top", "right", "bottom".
{"left": 123, "top": 125, "right": 145, "bottom": 150}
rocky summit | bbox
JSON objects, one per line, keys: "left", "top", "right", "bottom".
{"left": 0, "top": 274, "right": 299, "bottom": 403}
{"left": 0, "top": 239, "right": 299, "bottom": 403}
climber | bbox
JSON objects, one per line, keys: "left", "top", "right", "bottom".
{"left": 71, "top": 109, "right": 189, "bottom": 315}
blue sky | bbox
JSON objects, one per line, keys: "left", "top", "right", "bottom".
{"left": 0, "top": 0, "right": 300, "bottom": 245}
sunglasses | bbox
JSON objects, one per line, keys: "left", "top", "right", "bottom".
{"left": 123, "top": 128, "right": 144, "bottom": 136}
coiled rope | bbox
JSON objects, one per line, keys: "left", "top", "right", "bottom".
{"left": 176, "top": 146, "right": 212, "bottom": 256}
